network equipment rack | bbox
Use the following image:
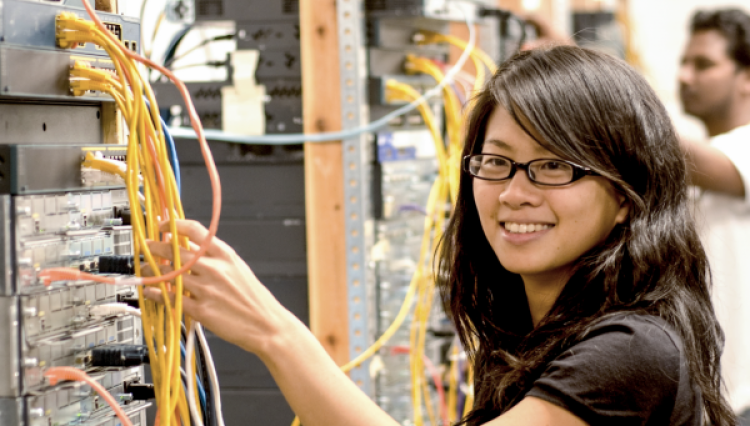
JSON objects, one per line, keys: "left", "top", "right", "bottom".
{"left": 0, "top": 145, "right": 149, "bottom": 426}
{"left": 0, "top": 0, "right": 139, "bottom": 102}
{"left": 0, "top": 0, "right": 149, "bottom": 424}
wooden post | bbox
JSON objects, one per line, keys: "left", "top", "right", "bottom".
{"left": 299, "top": 0, "right": 350, "bottom": 366}
{"left": 94, "top": 0, "right": 117, "bottom": 13}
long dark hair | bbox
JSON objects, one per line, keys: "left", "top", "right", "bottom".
{"left": 436, "top": 46, "right": 734, "bottom": 425}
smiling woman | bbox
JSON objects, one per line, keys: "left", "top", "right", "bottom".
{"left": 439, "top": 46, "right": 734, "bottom": 426}
{"left": 144, "top": 45, "right": 735, "bottom": 426}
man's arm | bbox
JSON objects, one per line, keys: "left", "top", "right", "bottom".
{"left": 681, "top": 136, "right": 745, "bottom": 197}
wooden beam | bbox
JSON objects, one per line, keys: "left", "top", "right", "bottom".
{"left": 101, "top": 102, "right": 121, "bottom": 144}
{"left": 499, "top": 0, "right": 524, "bottom": 12}
{"left": 94, "top": 0, "right": 117, "bottom": 13}
{"left": 300, "top": 0, "right": 350, "bottom": 366}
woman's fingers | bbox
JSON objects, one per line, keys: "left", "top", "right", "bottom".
{"left": 143, "top": 287, "right": 202, "bottom": 320}
{"left": 145, "top": 240, "right": 216, "bottom": 277}
{"left": 140, "top": 261, "right": 208, "bottom": 297}
{"left": 158, "top": 219, "right": 234, "bottom": 259}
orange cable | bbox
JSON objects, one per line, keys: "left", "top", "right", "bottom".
{"left": 80, "top": 0, "right": 221, "bottom": 287}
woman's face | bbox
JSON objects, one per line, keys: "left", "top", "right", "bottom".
{"left": 473, "top": 107, "right": 629, "bottom": 284}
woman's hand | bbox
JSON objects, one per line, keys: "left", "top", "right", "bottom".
{"left": 142, "top": 219, "right": 297, "bottom": 358}
{"left": 142, "top": 220, "right": 401, "bottom": 426}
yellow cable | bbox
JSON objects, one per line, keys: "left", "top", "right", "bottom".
{"left": 403, "top": 56, "right": 464, "bottom": 205}
{"left": 447, "top": 344, "right": 459, "bottom": 423}
{"left": 463, "top": 363, "right": 474, "bottom": 417}
{"left": 416, "top": 30, "right": 498, "bottom": 102}
{"left": 59, "top": 15, "right": 194, "bottom": 423}
{"left": 417, "top": 30, "right": 497, "bottom": 75}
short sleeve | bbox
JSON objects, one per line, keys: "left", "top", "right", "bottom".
{"left": 526, "top": 315, "right": 689, "bottom": 426}
{"left": 711, "top": 124, "right": 750, "bottom": 205}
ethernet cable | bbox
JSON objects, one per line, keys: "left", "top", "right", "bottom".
{"left": 180, "top": 343, "right": 208, "bottom": 416}
{"left": 417, "top": 18, "right": 501, "bottom": 71}
{"left": 144, "top": 97, "right": 181, "bottom": 193}
{"left": 403, "top": 56, "right": 464, "bottom": 205}
{"left": 51, "top": 1, "right": 225, "bottom": 425}
{"left": 186, "top": 321, "right": 204, "bottom": 426}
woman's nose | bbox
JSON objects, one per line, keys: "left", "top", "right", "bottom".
{"left": 497, "top": 169, "right": 543, "bottom": 208}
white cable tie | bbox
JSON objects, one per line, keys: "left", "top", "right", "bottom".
{"left": 90, "top": 303, "right": 141, "bottom": 318}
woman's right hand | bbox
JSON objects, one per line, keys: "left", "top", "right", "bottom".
{"left": 141, "top": 219, "right": 298, "bottom": 358}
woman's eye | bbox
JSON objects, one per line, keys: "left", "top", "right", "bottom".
{"left": 483, "top": 158, "right": 508, "bottom": 167}
{"left": 541, "top": 160, "right": 566, "bottom": 170}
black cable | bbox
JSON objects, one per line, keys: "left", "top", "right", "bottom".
{"left": 196, "top": 328, "right": 216, "bottom": 426}
{"left": 163, "top": 24, "right": 194, "bottom": 67}
{"left": 165, "top": 34, "right": 236, "bottom": 70}
{"left": 181, "top": 321, "right": 215, "bottom": 425}
{"left": 169, "top": 60, "right": 228, "bottom": 72}
{"left": 91, "top": 345, "right": 150, "bottom": 367}
{"left": 124, "top": 382, "right": 156, "bottom": 401}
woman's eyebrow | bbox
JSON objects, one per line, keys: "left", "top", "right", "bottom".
{"left": 484, "top": 139, "right": 513, "bottom": 150}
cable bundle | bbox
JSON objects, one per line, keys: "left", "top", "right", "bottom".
{"left": 44, "top": 1, "right": 223, "bottom": 426}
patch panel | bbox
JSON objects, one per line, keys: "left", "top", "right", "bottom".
{"left": 0, "top": 394, "right": 149, "bottom": 426}
{"left": 19, "top": 288, "right": 138, "bottom": 342}
{"left": 0, "top": 0, "right": 138, "bottom": 56}
{"left": 0, "top": 294, "right": 141, "bottom": 392}
{"left": 255, "top": 50, "right": 301, "bottom": 79}
{"left": 15, "top": 232, "right": 134, "bottom": 294}
{"left": 368, "top": 75, "right": 438, "bottom": 106}
{"left": 365, "top": 0, "right": 493, "bottom": 21}
{"left": 20, "top": 316, "right": 141, "bottom": 392}
{"left": 236, "top": 21, "right": 300, "bottom": 50}
{"left": 1, "top": 368, "right": 151, "bottom": 426}
{"left": 195, "top": 0, "right": 299, "bottom": 22}
{"left": 0, "top": 46, "right": 120, "bottom": 101}
{"left": 14, "top": 190, "right": 128, "bottom": 236}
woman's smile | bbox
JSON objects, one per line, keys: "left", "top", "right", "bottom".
{"left": 499, "top": 221, "right": 555, "bottom": 245}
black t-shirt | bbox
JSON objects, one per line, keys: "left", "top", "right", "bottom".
{"left": 525, "top": 314, "right": 702, "bottom": 425}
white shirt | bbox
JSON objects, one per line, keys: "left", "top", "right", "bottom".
{"left": 694, "top": 122, "right": 750, "bottom": 412}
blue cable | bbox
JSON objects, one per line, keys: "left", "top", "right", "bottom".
{"left": 142, "top": 97, "right": 181, "bottom": 194}
{"left": 181, "top": 342, "right": 208, "bottom": 415}
{"left": 161, "top": 115, "right": 181, "bottom": 194}
{"left": 166, "top": 5, "right": 476, "bottom": 145}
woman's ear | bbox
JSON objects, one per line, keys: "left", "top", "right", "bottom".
{"left": 615, "top": 193, "right": 631, "bottom": 225}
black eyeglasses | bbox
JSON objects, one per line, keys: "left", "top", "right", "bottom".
{"left": 462, "top": 154, "right": 597, "bottom": 186}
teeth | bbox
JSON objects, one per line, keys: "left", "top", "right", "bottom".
{"left": 504, "top": 222, "right": 552, "bottom": 234}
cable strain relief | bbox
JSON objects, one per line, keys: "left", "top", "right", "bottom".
{"left": 124, "top": 382, "right": 156, "bottom": 401}
{"left": 91, "top": 345, "right": 149, "bottom": 367}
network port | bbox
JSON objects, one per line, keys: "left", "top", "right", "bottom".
{"left": 104, "top": 22, "right": 122, "bottom": 41}
{"left": 94, "top": 22, "right": 122, "bottom": 50}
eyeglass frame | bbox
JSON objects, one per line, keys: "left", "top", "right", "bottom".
{"left": 462, "top": 153, "right": 598, "bottom": 186}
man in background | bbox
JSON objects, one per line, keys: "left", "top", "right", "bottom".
{"left": 679, "top": 8, "right": 750, "bottom": 422}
